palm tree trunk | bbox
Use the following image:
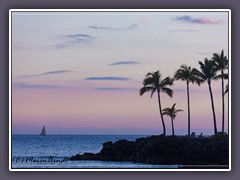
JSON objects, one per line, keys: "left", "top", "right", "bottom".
{"left": 157, "top": 89, "right": 166, "bottom": 135}
{"left": 171, "top": 118, "right": 175, "bottom": 136}
{"left": 208, "top": 81, "right": 217, "bottom": 135}
{"left": 186, "top": 81, "right": 190, "bottom": 136}
{"left": 221, "top": 70, "right": 225, "bottom": 133}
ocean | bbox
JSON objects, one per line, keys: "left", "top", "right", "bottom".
{"left": 11, "top": 135, "right": 178, "bottom": 169}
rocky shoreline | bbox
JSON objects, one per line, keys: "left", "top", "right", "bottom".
{"left": 69, "top": 135, "right": 229, "bottom": 166}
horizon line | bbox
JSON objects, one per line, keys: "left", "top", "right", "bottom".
{"left": 11, "top": 133, "right": 214, "bottom": 136}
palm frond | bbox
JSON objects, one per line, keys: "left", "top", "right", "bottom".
{"left": 160, "top": 76, "right": 173, "bottom": 87}
{"left": 162, "top": 112, "right": 168, "bottom": 116}
{"left": 175, "top": 70, "right": 185, "bottom": 80}
{"left": 223, "top": 73, "right": 228, "bottom": 79}
{"left": 212, "top": 50, "right": 228, "bottom": 70}
{"left": 172, "top": 103, "right": 176, "bottom": 109}
{"left": 154, "top": 70, "right": 161, "bottom": 78}
{"left": 175, "top": 65, "right": 200, "bottom": 85}
{"left": 198, "top": 60, "right": 205, "bottom": 71}
{"left": 189, "top": 75, "right": 199, "bottom": 84}
{"left": 213, "top": 73, "right": 229, "bottom": 80}
{"left": 192, "top": 68, "right": 204, "bottom": 78}
{"left": 162, "top": 108, "right": 171, "bottom": 114}
{"left": 162, "top": 103, "right": 183, "bottom": 119}
{"left": 143, "top": 76, "right": 155, "bottom": 86}
{"left": 174, "top": 65, "right": 189, "bottom": 80}
{"left": 174, "top": 109, "right": 183, "bottom": 113}
{"left": 150, "top": 88, "right": 157, "bottom": 97}
{"left": 139, "top": 86, "right": 155, "bottom": 96}
{"left": 143, "top": 70, "right": 161, "bottom": 86}
{"left": 161, "top": 87, "right": 173, "bottom": 97}
{"left": 213, "top": 74, "right": 222, "bottom": 80}
{"left": 198, "top": 59, "right": 217, "bottom": 78}
{"left": 191, "top": 68, "right": 205, "bottom": 85}
{"left": 146, "top": 72, "right": 154, "bottom": 77}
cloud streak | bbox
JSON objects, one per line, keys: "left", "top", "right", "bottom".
{"left": 172, "top": 15, "right": 224, "bottom": 25}
{"left": 109, "top": 61, "right": 139, "bottom": 66}
{"left": 168, "top": 29, "right": 197, "bottom": 33}
{"left": 38, "top": 70, "right": 73, "bottom": 76}
{"left": 13, "top": 83, "right": 63, "bottom": 89}
{"left": 52, "top": 34, "right": 94, "bottom": 49}
{"left": 88, "top": 24, "right": 138, "bottom": 30}
{"left": 195, "top": 52, "right": 210, "bottom": 55}
{"left": 62, "top": 34, "right": 94, "bottom": 44}
{"left": 22, "top": 70, "right": 73, "bottom": 77}
{"left": 84, "top": 77, "right": 130, "bottom": 81}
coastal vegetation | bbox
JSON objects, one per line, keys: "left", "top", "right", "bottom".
{"left": 139, "top": 50, "right": 229, "bottom": 136}
{"left": 212, "top": 50, "right": 228, "bottom": 133}
{"left": 162, "top": 103, "right": 183, "bottom": 136}
{"left": 139, "top": 71, "right": 173, "bottom": 136}
{"left": 174, "top": 65, "right": 198, "bottom": 136}
{"left": 192, "top": 59, "right": 219, "bottom": 135}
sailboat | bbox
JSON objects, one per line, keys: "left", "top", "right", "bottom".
{"left": 40, "top": 125, "right": 46, "bottom": 136}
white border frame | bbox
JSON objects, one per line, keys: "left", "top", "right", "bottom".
{"left": 9, "top": 9, "right": 231, "bottom": 172}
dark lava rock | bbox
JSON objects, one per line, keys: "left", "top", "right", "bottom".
{"left": 99, "top": 139, "right": 135, "bottom": 161}
{"left": 69, "top": 136, "right": 229, "bottom": 165}
{"left": 69, "top": 152, "right": 100, "bottom": 160}
{"left": 102, "top": 141, "right": 113, "bottom": 149}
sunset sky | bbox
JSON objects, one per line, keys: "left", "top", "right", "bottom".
{"left": 11, "top": 10, "right": 229, "bottom": 135}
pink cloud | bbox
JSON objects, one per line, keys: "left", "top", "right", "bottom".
{"left": 172, "top": 15, "right": 224, "bottom": 25}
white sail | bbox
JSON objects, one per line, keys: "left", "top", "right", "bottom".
{"left": 40, "top": 125, "right": 46, "bottom": 136}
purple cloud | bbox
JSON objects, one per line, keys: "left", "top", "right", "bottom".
{"left": 64, "top": 34, "right": 93, "bottom": 39}
{"left": 61, "top": 34, "right": 94, "bottom": 44}
{"left": 109, "top": 61, "right": 139, "bottom": 66}
{"left": 84, "top": 77, "right": 130, "bottom": 81}
{"left": 13, "top": 82, "right": 63, "bottom": 89}
{"left": 52, "top": 34, "right": 94, "bottom": 49}
{"left": 22, "top": 70, "right": 73, "bottom": 77}
{"left": 172, "top": 15, "right": 224, "bottom": 25}
{"left": 40, "top": 70, "right": 73, "bottom": 75}
{"left": 88, "top": 24, "right": 138, "bottom": 30}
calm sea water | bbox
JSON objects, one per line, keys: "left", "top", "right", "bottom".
{"left": 12, "top": 135, "right": 178, "bottom": 169}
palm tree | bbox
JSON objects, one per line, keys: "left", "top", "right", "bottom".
{"left": 193, "top": 58, "right": 218, "bottom": 135}
{"left": 162, "top": 103, "right": 183, "bottom": 136}
{"left": 174, "top": 65, "right": 198, "bottom": 137}
{"left": 212, "top": 50, "right": 228, "bottom": 133}
{"left": 140, "top": 70, "right": 173, "bottom": 136}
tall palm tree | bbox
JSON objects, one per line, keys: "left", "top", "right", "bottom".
{"left": 162, "top": 103, "right": 183, "bottom": 136}
{"left": 212, "top": 50, "right": 228, "bottom": 133}
{"left": 140, "top": 70, "right": 173, "bottom": 136}
{"left": 193, "top": 58, "right": 218, "bottom": 135}
{"left": 174, "top": 65, "right": 198, "bottom": 137}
